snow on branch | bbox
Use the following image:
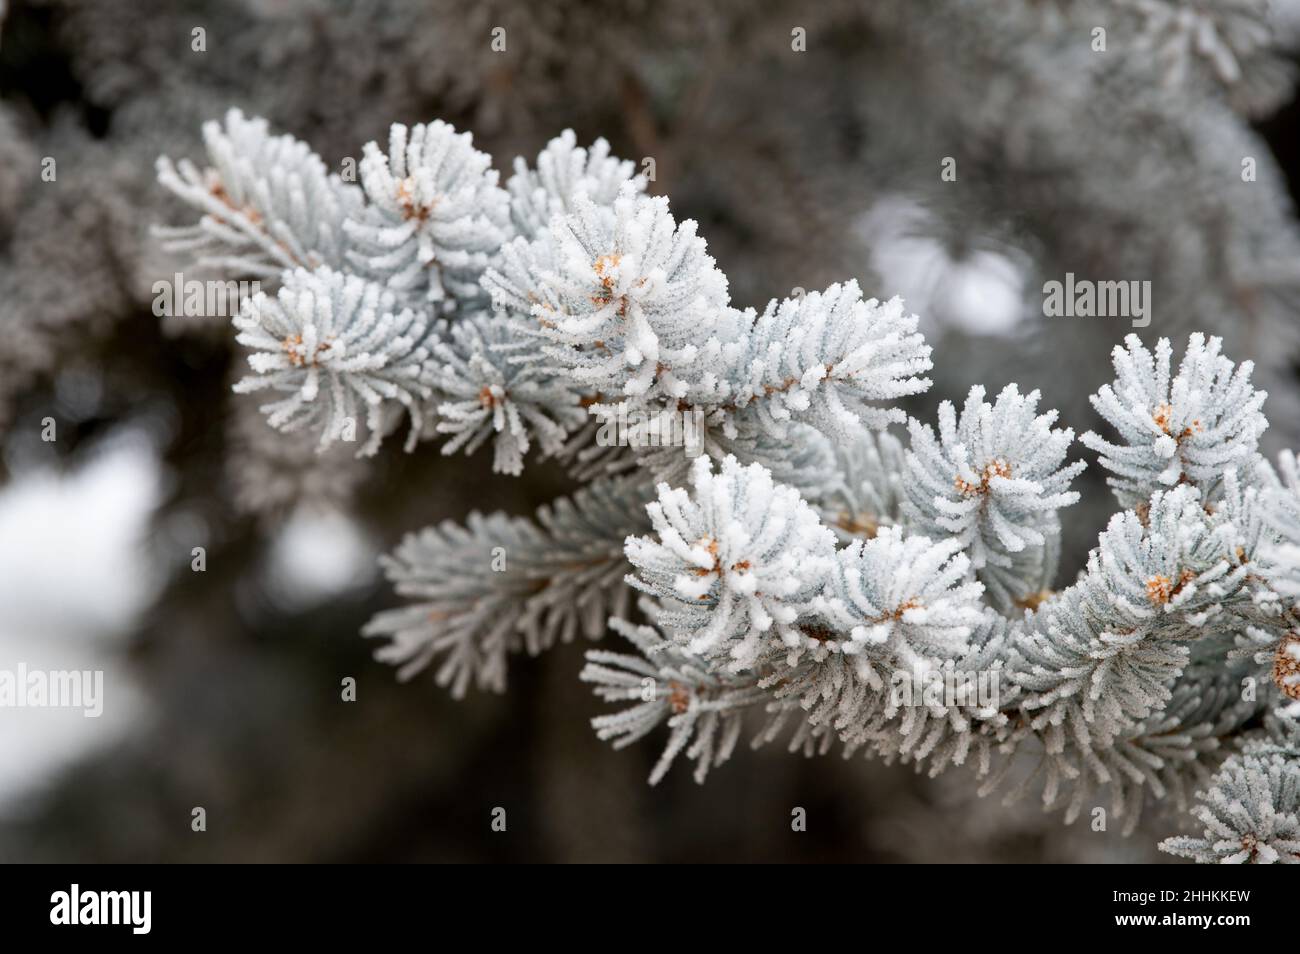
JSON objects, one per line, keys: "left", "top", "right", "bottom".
{"left": 905, "top": 383, "right": 1083, "bottom": 608}
{"left": 232, "top": 266, "right": 438, "bottom": 456}
{"left": 1082, "top": 333, "right": 1267, "bottom": 508}
{"left": 364, "top": 476, "right": 652, "bottom": 696}
{"left": 154, "top": 107, "right": 1300, "bottom": 860}
{"left": 505, "top": 129, "right": 647, "bottom": 241}
{"left": 156, "top": 108, "right": 361, "bottom": 277}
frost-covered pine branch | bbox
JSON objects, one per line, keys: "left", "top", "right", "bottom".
{"left": 1160, "top": 715, "right": 1300, "bottom": 863}
{"left": 232, "top": 266, "right": 437, "bottom": 456}
{"left": 484, "top": 185, "right": 732, "bottom": 404}
{"left": 625, "top": 455, "right": 838, "bottom": 670}
{"left": 1081, "top": 333, "right": 1268, "bottom": 508}
{"left": 153, "top": 108, "right": 1300, "bottom": 862}
{"left": 484, "top": 191, "right": 931, "bottom": 486}
{"left": 156, "top": 109, "right": 362, "bottom": 278}
{"left": 363, "top": 476, "right": 652, "bottom": 697}
{"left": 718, "top": 281, "right": 933, "bottom": 435}
{"left": 429, "top": 310, "right": 587, "bottom": 475}
{"left": 820, "top": 429, "right": 909, "bottom": 543}
{"left": 505, "top": 129, "right": 647, "bottom": 242}
{"left": 581, "top": 611, "right": 772, "bottom": 785}
{"left": 345, "top": 120, "right": 510, "bottom": 305}
{"left": 904, "top": 383, "right": 1083, "bottom": 610}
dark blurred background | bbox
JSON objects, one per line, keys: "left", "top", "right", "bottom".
{"left": 1, "top": 0, "right": 1299, "bottom": 862}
